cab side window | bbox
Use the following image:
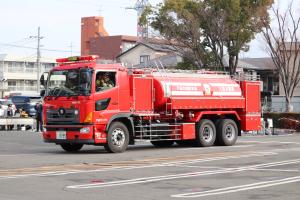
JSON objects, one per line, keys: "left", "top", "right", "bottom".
{"left": 95, "top": 72, "right": 116, "bottom": 92}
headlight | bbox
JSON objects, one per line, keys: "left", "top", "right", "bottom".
{"left": 80, "top": 127, "right": 90, "bottom": 134}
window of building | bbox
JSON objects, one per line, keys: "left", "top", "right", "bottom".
{"left": 140, "top": 55, "right": 150, "bottom": 64}
{"left": 7, "top": 61, "right": 23, "bottom": 73}
{"left": 8, "top": 80, "right": 16, "bottom": 86}
{"left": 25, "top": 62, "right": 36, "bottom": 73}
{"left": 24, "top": 80, "right": 36, "bottom": 91}
{"left": 8, "top": 80, "right": 17, "bottom": 91}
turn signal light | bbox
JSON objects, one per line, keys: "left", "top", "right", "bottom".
{"left": 84, "top": 112, "right": 93, "bottom": 123}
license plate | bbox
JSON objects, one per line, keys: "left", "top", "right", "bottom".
{"left": 56, "top": 131, "right": 66, "bottom": 140}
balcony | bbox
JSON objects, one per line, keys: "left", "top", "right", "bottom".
{"left": 8, "top": 86, "right": 36, "bottom": 91}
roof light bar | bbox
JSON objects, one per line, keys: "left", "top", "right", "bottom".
{"left": 56, "top": 55, "right": 99, "bottom": 63}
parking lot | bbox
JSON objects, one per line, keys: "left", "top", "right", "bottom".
{"left": 0, "top": 131, "right": 300, "bottom": 200}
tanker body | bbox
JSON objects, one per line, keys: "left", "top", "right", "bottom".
{"left": 41, "top": 56, "right": 261, "bottom": 153}
{"left": 152, "top": 72, "right": 244, "bottom": 111}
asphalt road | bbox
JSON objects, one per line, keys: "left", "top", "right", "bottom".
{"left": 0, "top": 131, "right": 300, "bottom": 200}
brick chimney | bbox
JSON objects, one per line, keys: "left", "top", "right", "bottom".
{"left": 81, "top": 16, "right": 109, "bottom": 55}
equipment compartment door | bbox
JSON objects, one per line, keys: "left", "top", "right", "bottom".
{"left": 133, "top": 78, "right": 153, "bottom": 112}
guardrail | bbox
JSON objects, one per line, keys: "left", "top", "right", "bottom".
{"left": 0, "top": 117, "right": 34, "bottom": 131}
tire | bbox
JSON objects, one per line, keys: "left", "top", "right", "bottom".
{"left": 151, "top": 140, "right": 174, "bottom": 147}
{"left": 195, "top": 119, "right": 216, "bottom": 147}
{"left": 213, "top": 119, "right": 222, "bottom": 145}
{"left": 104, "top": 122, "right": 129, "bottom": 153}
{"left": 216, "top": 119, "right": 238, "bottom": 146}
{"left": 60, "top": 143, "right": 83, "bottom": 152}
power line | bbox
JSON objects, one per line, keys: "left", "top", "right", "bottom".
{"left": 53, "top": 0, "right": 130, "bottom": 8}
{"left": 0, "top": 43, "right": 79, "bottom": 53}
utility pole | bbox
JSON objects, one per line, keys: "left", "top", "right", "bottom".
{"left": 30, "top": 27, "right": 43, "bottom": 94}
{"left": 126, "top": 0, "right": 149, "bottom": 38}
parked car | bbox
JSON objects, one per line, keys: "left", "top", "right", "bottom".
{"left": 11, "top": 96, "right": 42, "bottom": 117}
{"left": 0, "top": 99, "right": 17, "bottom": 117}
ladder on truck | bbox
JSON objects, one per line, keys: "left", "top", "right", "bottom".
{"left": 154, "top": 60, "right": 173, "bottom": 116}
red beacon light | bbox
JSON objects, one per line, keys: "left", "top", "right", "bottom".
{"left": 56, "top": 55, "right": 99, "bottom": 64}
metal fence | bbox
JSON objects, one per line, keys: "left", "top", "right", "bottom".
{"left": 262, "top": 96, "right": 300, "bottom": 113}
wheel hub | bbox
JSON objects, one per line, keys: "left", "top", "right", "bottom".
{"left": 225, "top": 124, "right": 235, "bottom": 141}
{"left": 202, "top": 125, "right": 213, "bottom": 142}
{"left": 112, "top": 128, "right": 125, "bottom": 147}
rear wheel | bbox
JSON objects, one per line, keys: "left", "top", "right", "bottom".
{"left": 195, "top": 119, "right": 216, "bottom": 147}
{"left": 104, "top": 122, "right": 129, "bottom": 153}
{"left": 216, "top": 119, "right": 238, "bottom": 146}
{"left": 60, "top": 143, "right": 83, "bottom": 152}
{"left": 151, "top": 140, "right": 174, "bottom": 147}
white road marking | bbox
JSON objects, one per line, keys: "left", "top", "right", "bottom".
{"left": 249, "top": 169, "right": 300, "bottom": 173}
{"left": 242, "top": 134, "right": 294, "bottom": 138}
{"left": 0, "top": 152, "right": 274, "bottom": 180}
{"left": 66, "top": 158, "right": 300, "bottom": 189}
{"left": 173, "top": 165, "right": 226, "bottom": 169}
{"left": 172, "top": 176, "right": 300, "bottom": 198}
{"left": 271, "top": 147, "right": 300, "bottom": 153}
{"left": 0, "top": 153, "right": 46, "bottom": 157}
{"left": 67, "top": 168, "right": 240, "bottom": 189}
{"left": 229, "top": 145, "right": 254, "bottom": 148}
{"left": 242, "top": 140, "right": 300, "bottom": 145}
{"left": 177, "top": 145, "right": 254, "bottom": 151}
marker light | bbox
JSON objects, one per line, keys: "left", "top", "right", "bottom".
{"left": 84, "top": 112, "right": 93, "bottom": 123}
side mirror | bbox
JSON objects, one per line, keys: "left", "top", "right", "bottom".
{"left": 40, "top": 89, "right": 45, "bottom": 97}
{"left": 40, "top": 75, "right": 45, "bottom": 86}
{"left": 40, "top": 72, "right": 49, "bottom": 87}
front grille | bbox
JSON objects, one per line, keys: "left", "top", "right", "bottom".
{"left": 46, "top": 108, "right": 79, "bottom": 124}
{"left": 46, "top": 127, "right": 81, "bottom": 131}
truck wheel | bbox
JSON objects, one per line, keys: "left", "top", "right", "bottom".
{"left": 151, "top": 140, "right": 174, "bottom": 147}
{"left": 195, "top": 119, "right": 216, "bottom": 147}
{"left": 60, "top": 143, "right": 83, "bottom": 152}
{"left": 104, "top": 122, "right": 129, "bottom": 153}
{"left": 216, "top": 119, "right": 238, "bottom": 146}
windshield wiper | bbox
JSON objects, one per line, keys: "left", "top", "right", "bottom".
{"left": 66, "top": 93, "right": 78, "bottom": 99}
{"left": 54, "top": 88, "right": 64, "bottom": 99}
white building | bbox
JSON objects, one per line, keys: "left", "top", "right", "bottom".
{"left": 0, "top": 54, "right": 56, "bottom": 97}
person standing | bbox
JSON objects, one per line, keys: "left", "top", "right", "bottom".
{"left": 35, "top": 102, "right": 43, "bottom": 132}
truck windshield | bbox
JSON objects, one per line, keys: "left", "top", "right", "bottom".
{"left": 46, "top": 68, "right": 92, "bottom": 97}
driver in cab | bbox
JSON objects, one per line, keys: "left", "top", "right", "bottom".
{"left": 96, "top": 73, "right": 114, "bottom": 91}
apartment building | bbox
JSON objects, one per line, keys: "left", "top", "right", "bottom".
{"left": 0, "top": 54, "right": 56, "bottom": 97}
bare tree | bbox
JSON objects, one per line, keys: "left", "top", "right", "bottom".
{"left": 262, "top": 3, "right": 300, "bottom": 112}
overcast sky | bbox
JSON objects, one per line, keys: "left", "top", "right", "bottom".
{"left": 0, "top": 0, "right": 295, "bottom": 60}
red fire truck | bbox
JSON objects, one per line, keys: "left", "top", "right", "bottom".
{"left": 40, "top": 55, "right": 261, "bottom": 153}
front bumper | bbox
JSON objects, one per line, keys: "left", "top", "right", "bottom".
{"left": 43, "top": 124, "right": 107, "bottom": 144}
{"left": 44, "top": 138, "right": 95, "bottom": 144}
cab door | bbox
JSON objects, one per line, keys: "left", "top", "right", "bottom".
{"left": 93, "top": 71, "right": 119, "bottom": 125}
